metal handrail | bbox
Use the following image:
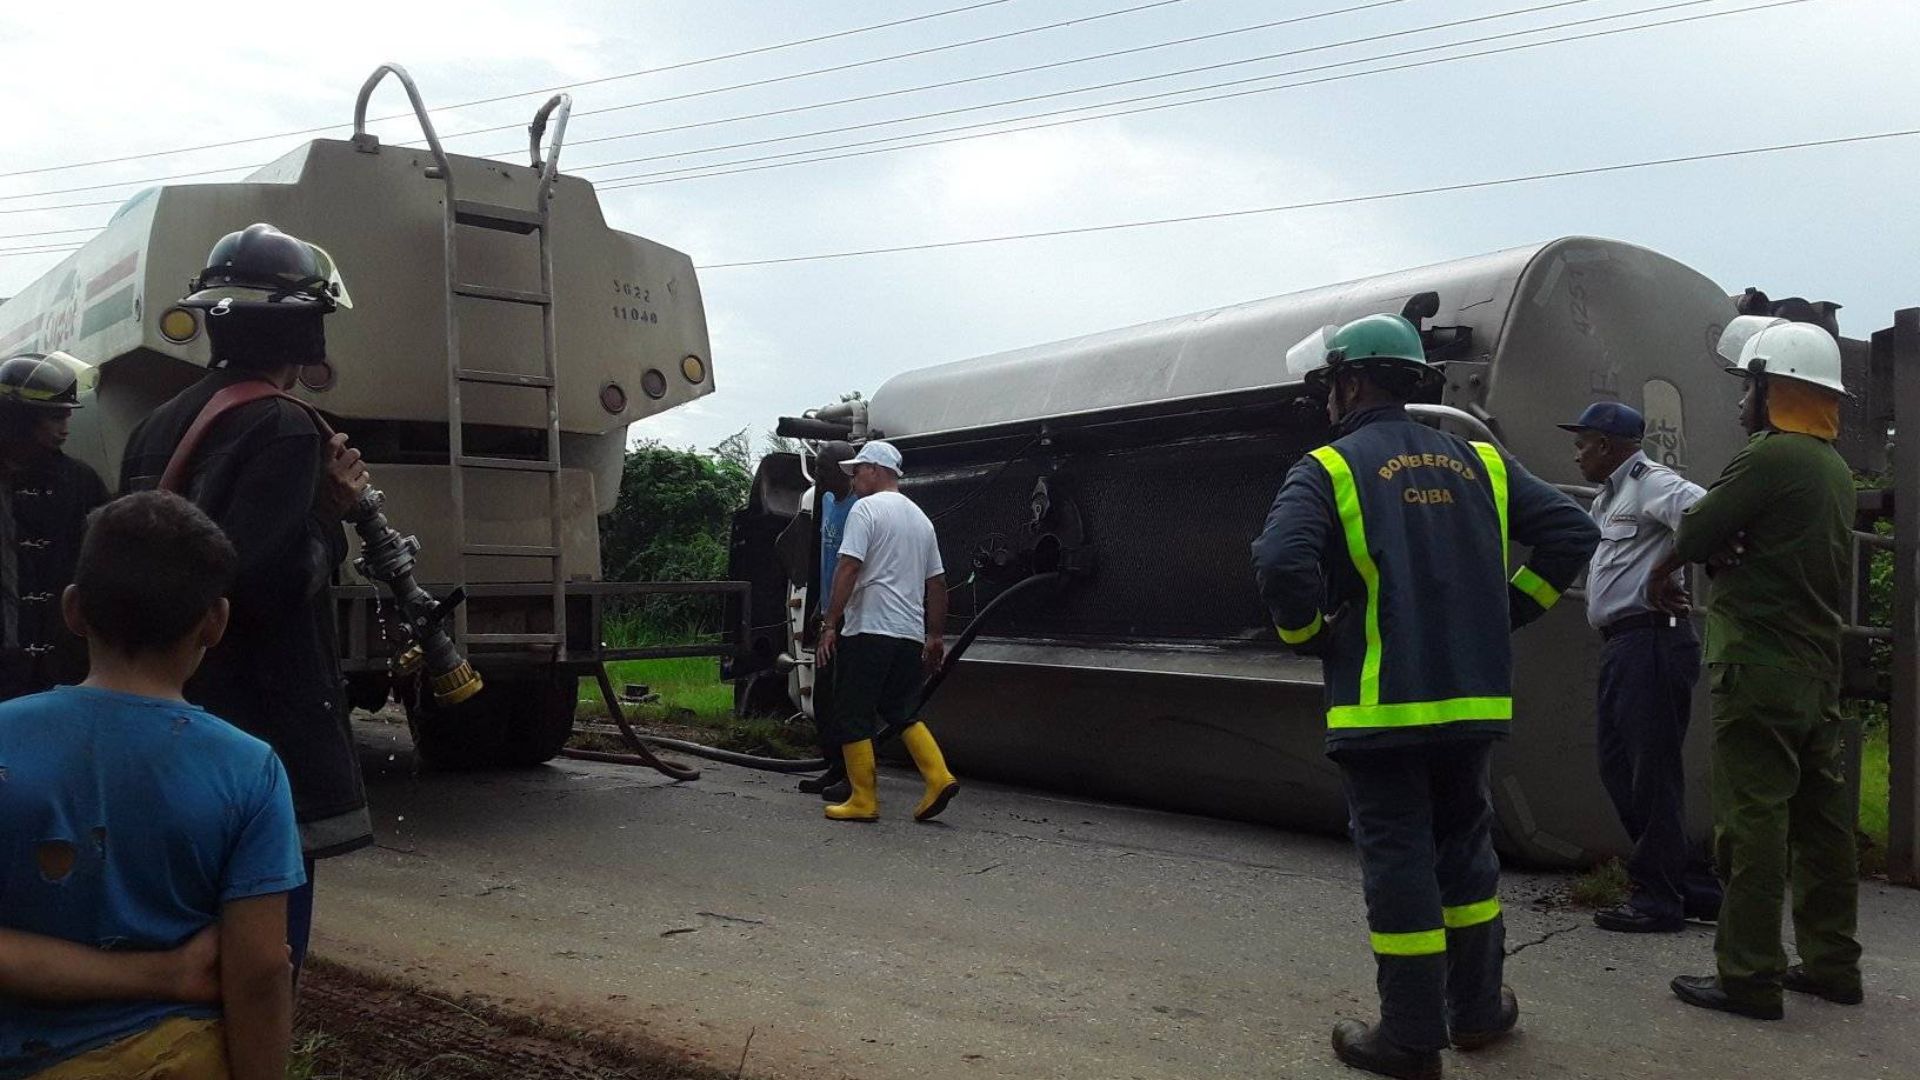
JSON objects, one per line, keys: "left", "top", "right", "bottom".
{"left": 528, "top": 94, "right": 573, "bottom": 185}
{"left": 1407, "top": 403, "right": 1504, "bottom": 452}
{"left": 352, "top": 64, "right": 454, "bottom": 185}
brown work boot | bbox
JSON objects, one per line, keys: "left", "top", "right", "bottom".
{"left": 1331, "top": 1020, "right": 1441, "bottom": 1080}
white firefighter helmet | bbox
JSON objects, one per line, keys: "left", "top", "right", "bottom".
{"left": 1716, "top": 316, "right": 1847, "bottom": 396}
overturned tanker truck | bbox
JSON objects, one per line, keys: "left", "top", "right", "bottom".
{"left": 0, "top": 66, "right": 722, "bottom": 770}
{"left": 732, "top": 236, "right": 1904, "bottom": 867}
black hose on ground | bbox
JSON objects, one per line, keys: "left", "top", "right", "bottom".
{"left": 568, "top": 571, "right": 1066, "bottom": 777}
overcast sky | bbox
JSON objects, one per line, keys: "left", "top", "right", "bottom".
{"left": 3, "top": 0, "right": 1914, "bottom": 452}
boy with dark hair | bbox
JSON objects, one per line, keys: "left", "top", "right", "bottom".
{"left": 0, "top": 491, "right": 304, "bottom": 1080}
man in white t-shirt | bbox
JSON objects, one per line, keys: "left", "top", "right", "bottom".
{"left": 816, "top": 441, "right": 960, "bottom": 823}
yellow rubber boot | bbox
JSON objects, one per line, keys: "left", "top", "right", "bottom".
{"left": 899, "top": 722, "right": 960, "bottom": 821}
{"left": 825, "top": 739, "right": 880, "bottom": 822}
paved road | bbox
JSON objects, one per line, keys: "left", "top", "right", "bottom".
{"left": 314, "top": 719, "right": 1920, "bottom": 1080}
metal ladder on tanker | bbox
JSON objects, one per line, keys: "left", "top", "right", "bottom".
{"left": 353, "top": 65, "right": 573, "bottom": 659}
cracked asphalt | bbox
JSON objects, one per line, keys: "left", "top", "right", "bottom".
{"left": 312, "top": 719, "right": 1920, "bottom": 1079}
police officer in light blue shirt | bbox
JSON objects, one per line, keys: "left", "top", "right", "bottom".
{"left": 1561, "top": 401, "right": 1722, "bottom": 933}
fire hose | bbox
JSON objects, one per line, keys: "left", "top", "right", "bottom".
{"left": 156, "top": 380, "right": 482, "bottom": 706}
{"left": 563, "top": 570, "right": 1067, "bottom": 774}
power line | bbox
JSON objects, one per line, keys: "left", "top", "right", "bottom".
{"left": 0, "top": 0, "right": 1028, "bottom": 181}
{"left": 0, "top": 0, "right": 1800, "bottom": 234}
{"left": 0, "top": 225, "right": 107, "bottom": 242}
{"left": 692, "top": 128, "right": 1920, "bottom": 269}
{"left": 405, "top": 0, "right": 1204, "bottom": 148}
{"left": 7, "top": 126, "right": 1911, "bottom": 266}
{"left": 0, "top": 0, "right": 1198, "bottom": 202}
{"left": 596, "top": 0, "right": 1812, "bottom": 188}
{"left": 569, "top": 0, "right": 1603, "bottom": 175}
{"left": 545, "top": 0, "right": 1418, "bottom": 156}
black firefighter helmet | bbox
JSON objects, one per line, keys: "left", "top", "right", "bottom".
{"left": 0, "top": 351, "right": 92, "bottom": 410}
{"left": 179, "top": 223, "right": 352, "bottom": 317}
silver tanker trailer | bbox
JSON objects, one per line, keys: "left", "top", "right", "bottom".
{"left": 0, "top": 67, "right": 721, "bottom": 769}
{"left": 740, "top": 237, "right": 1774, "bottom": 866}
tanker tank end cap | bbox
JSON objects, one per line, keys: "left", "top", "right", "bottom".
{"left": 840, "top": 440, "right": 903, "bottom": 477}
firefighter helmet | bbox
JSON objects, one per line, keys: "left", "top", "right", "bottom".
{"left": 179, "top": 223, "right": 352, "bottom": 315}
{"left": 0, "top": 351, "right": 92, "bottom": 409}
{"left": 1716, "top": 316, "right": 1847, "bottom": 396}
{"left": 1285, "top": 313, "right": 1440, "bottom": 390}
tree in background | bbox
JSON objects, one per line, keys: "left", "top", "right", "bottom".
{"left": 600, "top": 441, "right": 751, "bottom": 632}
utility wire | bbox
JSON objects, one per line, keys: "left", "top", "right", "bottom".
{"left": 0, "top": 0, "right": 1028, "bottom": 180}
{"left": 6, "top": 128, "right": 1911, "bottom": 265}
{"left": 0, "top": 0, "right": 1612, "bottom": 206}
{"left": 569, "top": 0, "right": 1604, "bottom": 174}
{"left": 0, "top": 0, "right": 1803, "bottom": 229}
{"left": 692, "top": 128, "right": 1920, "bottom": 269}
{"left": 412, "top": 0, "right": 1205, "bottom": 147}
{"left": 0, "top": 0, "right": 1198, "bottom": 201}
{"left": 539, "top": 0, "right": 1418, "bottom": 156}
{"left": 597, "top": 0, "right": 1811, "bottom": 188}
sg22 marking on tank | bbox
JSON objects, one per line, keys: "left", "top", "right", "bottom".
{"left": 611, "top": 278, "right": 658, "bottom": 325}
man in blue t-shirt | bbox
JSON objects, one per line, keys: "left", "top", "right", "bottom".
{"left": 0, "top": 492, "right": 305, "bottom": 1080}
{"left": 798, "top": 442, "right": 859, "bottom": 799}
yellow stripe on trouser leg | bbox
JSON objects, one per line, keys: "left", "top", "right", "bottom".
{"left": 1370, "top": 928, "right": 1448, "bottom": 956}
{"left": 1277, "top": 611, "right": 1323, "bottom": 645}
{"left": 28, "top": 1017, "right": 230, "bottom": 1079}
{"left": 1510, "top": 566, "right": 1560, "bottom": 610}
{"left": 1444, "top": 897, "right": 1502, "bottom": 929}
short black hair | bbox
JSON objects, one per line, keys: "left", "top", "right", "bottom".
{"left": 74, "top": 492, "right": 236, "bottom": 654}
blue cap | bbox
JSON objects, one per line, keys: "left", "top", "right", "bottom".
{"left": 1557, "top": 401, "right": 1644, "bottom": 438}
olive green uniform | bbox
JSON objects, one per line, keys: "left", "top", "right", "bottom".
{"left": 1674, "top": 430, "right": 1860, "bottom": 1009}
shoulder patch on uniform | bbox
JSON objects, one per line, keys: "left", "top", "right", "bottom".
{"left": 1629, "top": 462, "right": 1648, "bottom": 479}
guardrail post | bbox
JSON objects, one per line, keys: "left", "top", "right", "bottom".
{"left": 1889, "top": 308, "right": 1920, "bottom": 885}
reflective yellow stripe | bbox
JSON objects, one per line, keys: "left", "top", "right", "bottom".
{"left": 1310, "top": 446, "right": 1381, "bottom": 707}
{"left": 1470, "top": 442, "right": 1509, "bottom": 568}
{"left": 1277, "top": 611, "right": 1323, "bottom": 645}
{"left": 1327, "top": 696, "right": 1513, "bottom": 729}
{"left": 1443, "top": 897, "right": 1503, "bottom": 929}
{"left": 1510, "top": 565, "right": 1560, "bottom": 610}
{"left": 1371, "top": 928, "right": 1447, "bottom": 956}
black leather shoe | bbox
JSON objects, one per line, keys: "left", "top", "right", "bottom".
{"left": 819, "top": 779, "right": 852, "bottom": 803}
{"left": 1684, "top": 903, "right": 1720, "bottom": 924}
{"left": 1331, "top": 1020, "right": 1441, "bottom": 1080}
{"left": 1594, "top": 906, "right": 1685, "bottom": 933}
{"left": 1783, "top": 965, "right": 1863, "bottom": 1005}
{"left": 1451, "top": 986, "right": 1519, "bottom": 1050}
{"left": 1670, "top": 974, "right": 1783, "bottom": 1020}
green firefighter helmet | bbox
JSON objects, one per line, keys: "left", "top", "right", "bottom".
{"left": 179, "top": 223, "right": 352, "bottom": 316}
{"left": 0, "top": 351, "right": 95, "bottom": 409}
{"left": 1285, "top": 312, "right": 1439, "bottom": 391}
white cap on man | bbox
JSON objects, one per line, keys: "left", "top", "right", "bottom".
{"left": 839, "top": 440, "right": 903, "bottom": 477}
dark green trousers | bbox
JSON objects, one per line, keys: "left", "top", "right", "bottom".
{"left": 1708, "top": 663, "right": 1861, "bottom": 1007}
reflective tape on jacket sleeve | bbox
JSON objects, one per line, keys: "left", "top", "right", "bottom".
{"left": 1370, "top": 928, "right": 1448, "bottom": 956}
{"left": 1443, "top": 897, "right": 1503, "bottom": 929}
{"left": 1510, "top": 566, "right": 1561, "bottom": 610}
{"left": 1277, "top": 612, "right": 1324, "bottom": 644}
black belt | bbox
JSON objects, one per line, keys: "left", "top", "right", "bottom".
{"left": 1600, "top": 611, "right": 1684, "bottom": 639}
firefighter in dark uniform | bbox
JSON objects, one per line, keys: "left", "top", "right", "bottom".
{"left": 119, "top": 223, "right": 372, "bottom": 976}
{"left": 1253, "top": 314, "right": 1597, "bottom": 1080}
{"left": 0, "top": 352, "right": 110, "bottom": 700}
